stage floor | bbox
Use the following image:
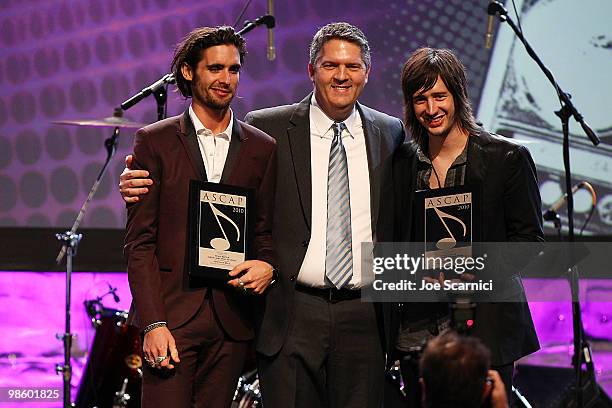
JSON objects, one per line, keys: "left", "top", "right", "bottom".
{"left": 0, "top": 271, "right": 610, "bottom": 406}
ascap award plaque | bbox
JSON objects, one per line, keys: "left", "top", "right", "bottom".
{"left": 187, "top": 180, "right": 255, "bottom": 281}
{"left": 414, "top": 186, "right": 481, "bottom": 274}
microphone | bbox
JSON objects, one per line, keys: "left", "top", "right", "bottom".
{"left": 120, "top": 73, "right": 175, "bottom": 111}
{"left": 267, "top": 0, "right": 276, "bottom": 61}
{"left": 543, "top": 181, "right": 586, "bottom": 221}
{"left": 108, "top": 283, "right": 121, "bottom": 303}
{"left": 485, "top": 13, "right": 495, "bottom": 49}
{"left": 485, "top": 1, "right": 505, "bottom": 49}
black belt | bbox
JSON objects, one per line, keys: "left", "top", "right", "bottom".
{"left": 295, "top": 284, "right": 361, "bottom": 303}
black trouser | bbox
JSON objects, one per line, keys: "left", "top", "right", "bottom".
{"left": 258, "top": 288, "right": 385, "bottom": 408}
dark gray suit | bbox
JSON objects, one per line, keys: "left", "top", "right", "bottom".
{"left": 244, "top": 94, "right": 405, "bottom": 407}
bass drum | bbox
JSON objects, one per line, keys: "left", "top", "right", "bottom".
{"left": 75, "top": 310, "right": 142, "bottom": 408}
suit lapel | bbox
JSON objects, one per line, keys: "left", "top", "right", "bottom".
{"left": 178, "top": 110, "right": 207, "bottom": 181}
{"left": 287, "top": 95, "right": 312, "bottom": 231}
{"left": 220, "top": 116, "right": 245, "bottom": 184}
{"left": 357, "top": 103, "right": 382, "bottom": 238}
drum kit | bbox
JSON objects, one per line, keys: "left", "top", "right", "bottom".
{"left": 75, "top": 291, "right": 408, "bottom": 408}
{"left": 75, "top": 298, "right": 265, "bottom": 408}
{"left": 52, "top": 112, "right": 147, "bottom": 130}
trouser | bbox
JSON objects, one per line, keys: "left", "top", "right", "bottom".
{"left": 258, "top": 288, "right": 385, "bottom": 408}
{"left": 141, "top": 296, "right": 248, "bottom": 408}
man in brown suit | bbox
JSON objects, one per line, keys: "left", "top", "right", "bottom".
{"left": 124, "top": 26, "right": 277, "bottom": 408}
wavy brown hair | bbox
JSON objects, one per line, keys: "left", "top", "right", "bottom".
{"left": 401, "top": 48, "right": 479, "bottom": 148}
{"left": 171, "top": 26, "right": 246, "bottom": 98}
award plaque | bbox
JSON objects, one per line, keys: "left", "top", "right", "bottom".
{"left": 187, "top": 180, "right": 255, "bottom": 281}
{"left": 414, "top": 186, "right": 481, "bottom": 271}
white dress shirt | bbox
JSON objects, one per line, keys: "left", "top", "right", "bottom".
{"left": 189, "top": 105, "right": 233, "bottom": 183}
{"left": 297, "top": 95, "right": 373, "bottom": 289}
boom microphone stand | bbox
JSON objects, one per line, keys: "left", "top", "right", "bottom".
{"left": 486, "top": 2, "right": 607, "bottom": 407}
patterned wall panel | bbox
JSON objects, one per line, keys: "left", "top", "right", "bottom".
{"left": 0, "top": 0, "right": 496, "bottom": 228}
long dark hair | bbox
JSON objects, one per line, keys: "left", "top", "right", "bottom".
{"left": 171, "top": 26, "right": 246, "bottom": 98}
{"left": 401, "top": 48, "right": 479, "bottom": 148}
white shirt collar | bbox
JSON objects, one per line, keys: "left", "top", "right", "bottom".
{"left": 189, "top": 105, "right": 233, "bottom": 140}
{"left": 310, "top": 94, "right": 360, "bottom": 139}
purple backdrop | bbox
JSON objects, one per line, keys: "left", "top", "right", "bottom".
{"left": 0, "top": 0, "right": 491, "bottom": 228}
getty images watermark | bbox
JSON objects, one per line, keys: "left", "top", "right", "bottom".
{"left": 371, "top": 252, "right": 492, "bottom": 292}
{"left": 362, "top": 242, "right": 612, "bottom": 303}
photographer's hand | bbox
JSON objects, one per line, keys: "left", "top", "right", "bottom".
{"left": 486, "top": 370, "right": 509, "bottom": 408}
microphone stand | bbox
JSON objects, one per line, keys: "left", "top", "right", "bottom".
{"left": 118, "top": 14, "right": 275, "bottom": 119}
{"left": 54, "top": 109, "right": 123, "bottom": 407}
{"left": 487, "top": 2, "right": 604, "bottom": 406}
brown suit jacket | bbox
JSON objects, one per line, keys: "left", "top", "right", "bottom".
{"left": 125, "top": 110, "right": 276, "bottom": 341}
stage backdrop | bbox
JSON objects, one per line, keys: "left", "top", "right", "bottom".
{"left": 0, "top": 0, "right": 497, "bottom": 229}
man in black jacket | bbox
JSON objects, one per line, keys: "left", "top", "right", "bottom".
{"left": 393, "top": 47, "right": 542, "bottom": 401}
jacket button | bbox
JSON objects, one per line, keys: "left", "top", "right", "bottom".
{"left": 290, "top": 275, "right": 296, "bottom": 282}
{"left": 301, "top": 240, "right": 309, "bottom": 247}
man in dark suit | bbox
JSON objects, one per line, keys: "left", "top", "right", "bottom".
{"left": 392, "top": 47, "right": 542, "bottom": 401}
{"left": 121, "top": 22, "right": 405, "bottom": 408}
{"left": 124, "top": 26, "right": 276, "bottom": 408}
{"left": 243, "top": 23, "right": 404, "bottom": 408}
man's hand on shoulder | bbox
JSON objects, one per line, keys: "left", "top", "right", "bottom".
{"left": 119, "top": 154, "right": 153, "bottom": 203}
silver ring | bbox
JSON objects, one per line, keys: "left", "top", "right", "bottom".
{"left": 155, "top": 356, "right": 167, "bottom": 364}
{"left": 238, "top": 278, "right": 244, "bottom": 288}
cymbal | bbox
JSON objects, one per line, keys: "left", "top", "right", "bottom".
{"left": 53, "top": 115, "right": 147, "bottom": 129}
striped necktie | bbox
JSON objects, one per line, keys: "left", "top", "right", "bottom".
{"left": 325, "top": 122, "right": 353, "bottom": 289}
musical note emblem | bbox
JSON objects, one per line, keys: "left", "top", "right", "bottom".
{"left": 433, "top": 207, "right": 467, "bottom": 250}
{"left": 208, "top": 202, "right": 241, "bottom": 251}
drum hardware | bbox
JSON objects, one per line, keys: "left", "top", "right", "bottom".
{"left": 112, "top": 378, "right": 131, "bottom": 408}
{"left": 85, "top": 284, "right": 122, "bottom": 328}
{"left": 233, "top": 369, "right": 261, "bottom": 408}
{"left": 76, "top": 293, "right": 142, "bottom": 408}
{"left": 53, "top": 105, "right": 129, "bottom": 407}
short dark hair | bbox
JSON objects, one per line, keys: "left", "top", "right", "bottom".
{"left": 309, "top": 22, "right": 371, "bottom": 69}
{"left": 401, "top": 48, "right": 480, "bottom": 148}
{"left": 171, "top": 26, "right": 246, "bottom": 98}
{"left": 420, "top": 331, "right": 491, "bottom": 408}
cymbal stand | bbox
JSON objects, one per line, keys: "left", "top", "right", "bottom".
{"left": 54, "top": 124, "right": 121, "bottom": 407}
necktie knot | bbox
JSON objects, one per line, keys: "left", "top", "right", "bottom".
{"left": 333, "top": 122, "right": 346, "bottom": 139}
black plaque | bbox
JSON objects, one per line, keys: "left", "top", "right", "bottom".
{"left": 187, "top": 180, "right": 255, "bottom": 281}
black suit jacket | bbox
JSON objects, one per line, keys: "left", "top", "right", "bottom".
{"left": 245, "top": 94, "right": 405, "bottom": 356}
{"left": 125, "top": 110, "right": 277, "bottom": 341}
{"left": 393, "top": 129, "right": 542, "bottom": 365}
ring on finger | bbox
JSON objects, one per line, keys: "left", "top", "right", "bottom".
{"left": 155, "top": 356, "right": 167, "bottom": 364}
{"left": 238, "top": 278, "right": 244, "bottom": 288}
